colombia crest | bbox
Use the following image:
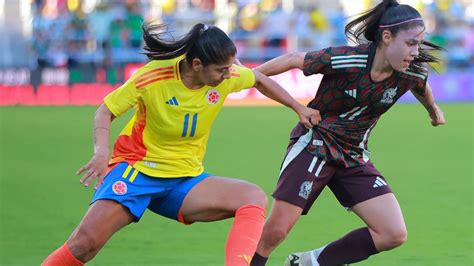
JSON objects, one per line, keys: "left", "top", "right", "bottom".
{"left": 206, "top": 89, "right": 220, "bottom": 104}
{"left": 112, "top": 181, "right": 127, "bottom": 195}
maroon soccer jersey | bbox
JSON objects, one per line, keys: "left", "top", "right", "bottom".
{"left": 293, "top": 43, "right": 428, "bottom": 167}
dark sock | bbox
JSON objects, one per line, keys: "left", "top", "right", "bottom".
{"left": 317, "top": 227, "right": 378, "bottom": 265}
{"left": 250, "top": 252, "right": 268, "bottom": 266}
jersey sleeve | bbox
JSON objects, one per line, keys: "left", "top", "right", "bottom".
{"left": 411, "top": 75, "right": 428, "bottom": 96}
{"left": 104, "top": 75, "right": 144, "bottom": 117}
{"left": 406, "top": 64, "right": 429, "bottom": 95}
{"left": 227, "top": 65, "right": 256, "bottom": 93}
{"left": 303, "top": 48, "right": 332, "bottom": 76}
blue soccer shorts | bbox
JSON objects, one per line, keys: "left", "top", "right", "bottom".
{"left": 91, "top": 162, "right": 211, "bottom": 223}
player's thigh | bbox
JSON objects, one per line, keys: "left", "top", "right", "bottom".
{"left": 180, "top": 176, "right": 267, "bottom": 222}
{"left": 351, "top": 193, "right": 406, "bottom": 235}
{"left": 329, "top": 162, "right": 405, "bottom": 233}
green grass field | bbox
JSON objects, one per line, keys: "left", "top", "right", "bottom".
{"left": 0, "top": 104, "right": 473, "bottom": 265}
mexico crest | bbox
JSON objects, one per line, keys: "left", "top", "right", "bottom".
{"left": 298, "top": 181, "right": 313, "bottom": 200}
{"left": 380, "top": 87, "right": 398, "bottom": 104}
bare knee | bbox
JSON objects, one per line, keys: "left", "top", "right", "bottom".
{"left": 67, "top": 228, "right": 103, "bottom": 262}
{"left": 388, "top": 228, "right": 408, "bottom": 248}
{"left": 374, "top": 228, "right": 407, "bottom": 251}
{"left": 239, "top": 183, "right": 268, "bottom": 209}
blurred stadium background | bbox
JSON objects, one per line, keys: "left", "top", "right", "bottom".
{"left": 0, "top": 0, "right": 473, "bottom": 265}
{"left": 0, "top": 0, "right": 473, "bottom": 104}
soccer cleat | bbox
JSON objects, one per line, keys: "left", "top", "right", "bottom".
{"left": 284, "top": 252, "right": 350, "bottom": 266}
{"left": 284, "top": 252, "right": 317, "bottom": 266}
{"left": 284, "top": 252, "right": 301, "bottom": 266}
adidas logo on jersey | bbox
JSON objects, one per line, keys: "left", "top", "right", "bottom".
{"left": 345, "top": 89, "right": 357, "bottom": 98}
{"left": 373, "top": 176, "right": 387, "bottom": 188}
{"left": 166, "top": 96, "right": 179, "bottom": 106}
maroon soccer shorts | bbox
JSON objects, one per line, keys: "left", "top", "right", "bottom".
{"left": 272, "top": 132, "right": 392, "bottom": 214}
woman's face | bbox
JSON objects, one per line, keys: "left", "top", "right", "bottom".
{"left": 383, "top": 25, "right": 425, "bottom": 72}
{"left": 199, "top": 56, "right": 235, "bottom": 87}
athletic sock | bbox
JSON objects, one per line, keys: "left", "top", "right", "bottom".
{"left": 41, "top": 243, "right": 84, "bottom": 266}
{"left": 316, "top": 227, "right": 378, "bottom": 265}
{"left": 226, "top": 204, "right": 266, "bottom": 266}
{"left": 250, "top": 252, "right": 268, "bottom": 266}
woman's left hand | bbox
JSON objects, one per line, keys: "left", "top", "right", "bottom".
{"left": 429, "top": 105, "right": 446, "bottom": 126}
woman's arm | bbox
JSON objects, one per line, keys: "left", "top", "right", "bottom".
{"left": 253, "top": 70, "right": 320, "bottom": 128}
{"left": 254, "top": 52, "right": 306, "bottom": 76}
{"left": 411, "top": 82, "right": 446, "bottom": 126}
{"left": 77, "top": 103, "right": 115, "bottom": 188}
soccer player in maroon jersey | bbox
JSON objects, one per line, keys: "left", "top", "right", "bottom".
{"left": 250, "top": 1, "right": 446, "bottom": 265}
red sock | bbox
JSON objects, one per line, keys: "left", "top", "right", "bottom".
{"left": 225, "top": 205, "right": 266, "bottom": 266}
{"left": 42, "top": 243, "right": 84, "bottom": 266}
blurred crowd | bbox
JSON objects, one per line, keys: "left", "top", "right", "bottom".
{"left": 31, "top": 1, "right": 144, "bottom": 68}
{"left": 12, "top": 0, "right": 474, "bottom": 71}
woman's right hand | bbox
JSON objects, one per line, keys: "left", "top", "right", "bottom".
{"left": 297, "top": 106, "right": 321, "bottom": 129}
{"left": 76, "top": 152, "right": 109, "bottom": 189}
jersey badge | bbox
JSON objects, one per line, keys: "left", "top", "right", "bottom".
{"left": 380, "top": 87, "right": 398, "bottom": 104}
{"left": 298, "top": 181, "right": 313, "bottom": 199}
{"left": 206, "top": 89, "right": 220, "bottom": 104}
{"left": 112, "top": 181, "right": 127, "bottom": 195}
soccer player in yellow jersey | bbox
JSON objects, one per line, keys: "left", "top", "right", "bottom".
{"left": 42, "top": 23, "right": 321, "bottom": 266}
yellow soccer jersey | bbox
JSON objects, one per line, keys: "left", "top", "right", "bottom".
{"left": 104, "top": 56, "right": 256, "bottom": 177}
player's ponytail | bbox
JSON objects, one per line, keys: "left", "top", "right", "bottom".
{"left": 142, "top": 22, "right": 236, "bottom": 66}
{"left": 345, "top": 0, "right": 399, "bottom": 44}
{"left": 345, "top": 0, "right": 443, "bottom": 68}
